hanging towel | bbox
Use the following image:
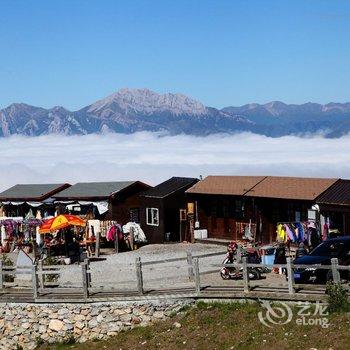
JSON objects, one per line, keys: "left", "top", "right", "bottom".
{"left": 276, "top": 224, "right": 286, "bottom": 242}
{"left": 106, "top": 225, "right": 116, "bottom": 241}
{"left": 284, "top": 224, "right": 296, "bottom": 242}
{"left": 88, "top": 220, "right": 101, "bottom": 237}
{"left": 295, "top": 222, "right": 304, "bottom": 242}
{"left": 123, "top": 222, "right": 147, "bottom": 242}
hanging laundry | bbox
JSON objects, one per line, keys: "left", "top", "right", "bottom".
{"left": 123, "top": 222, "right": 147, "bottom": 243}
{"left": 235, "top": 222, "right": 257, "bottom": 240}
{"left": 88, "top": 220, "right": 101, "bottom": 238}
{"left": 295, "top": 222, "right": 305, "bottom": 242}
{"left": 284, "top": 224, "right": 297, "bottom": 242}
{"left": 276, "top": 224, "right": 286, "bottom": 242}
{"left": 36, "top": 210, "right": 42, "bottom": 220}
{"left": 106, "top": 226, "right": 116, "bottom": 241}
{"left": 106, "top": 224, "right": 123, "bottom": 242}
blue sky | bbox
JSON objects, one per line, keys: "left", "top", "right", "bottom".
{"left": 1, "top": 0, "right": 350, "bottom": 110}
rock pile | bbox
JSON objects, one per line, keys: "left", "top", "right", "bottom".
{"left": 0, "top": 299, "right": 193, "bottom": 350}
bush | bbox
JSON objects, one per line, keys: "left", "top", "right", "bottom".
{"left": 0, "top": 253, "right": 15, "bottom": 283}
{"left": 326, "top": 282, "right": 350, "bottom": 313}
{"left": 43, "top": 256, "right": 59, "bottom": 283}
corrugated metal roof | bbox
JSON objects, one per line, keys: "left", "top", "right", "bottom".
{"left": 0, "top": 183, "right": 70, "bottom": 201}
{"left": 186, "top": 176, "right": 266, "bottom": 196}
{"left": 316, "top": 179, "right": 350, "bottom": 205}
{"left": 53, "top": 181, "right": 137, "bottom": 200}
{"left": 142, "top": 177, "right": 198, "bottom": 198}
{"left": 246, "top": 176, "right": 338, "bottom": 200}
{"left": 186, "top": 175, "right": 339, "bottom": 201}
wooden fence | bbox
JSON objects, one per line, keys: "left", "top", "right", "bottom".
{"left": 0, "top": 252, "right": 349, "bottom": 302}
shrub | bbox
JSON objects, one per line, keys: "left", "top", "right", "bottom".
{"left": 0, "top": 253, "right": 15, "bottom": 283}
{"left": 43, "top": 256, "right": 60, "bottom": 283}
{"left": 326, "top": 282, "right": 350, "bottom": 313}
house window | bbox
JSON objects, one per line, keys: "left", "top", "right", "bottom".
{"left": 146, "top": 208, "right": 159, "bottom": 226}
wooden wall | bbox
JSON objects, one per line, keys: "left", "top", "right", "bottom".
{"left": 190, "top": 194, "right": 313, "bottom": 243}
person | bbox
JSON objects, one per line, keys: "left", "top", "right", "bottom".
{"left": 273, "top": 243, "right": 286, "bottom": 273}
{"left": 295, "top": 242, "right": 308, "bottom": 258}
{"left": 308, "top": 222, "right": 320, "bottom": 250}
{"left": 227, "top": 241, "right": 238, "bottom": 264}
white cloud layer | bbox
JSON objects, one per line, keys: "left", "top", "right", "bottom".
{"left": 1, "top": 132, "right": 350, "bottom": 191}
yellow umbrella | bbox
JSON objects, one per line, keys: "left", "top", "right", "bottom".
{"left": 39, "top": 214, "right": 86, "bottom": 234}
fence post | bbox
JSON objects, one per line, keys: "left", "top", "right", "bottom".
{"left": 130, "top": 228, "right": 134, "bottom": 251}
{"left": 114, "top": 234, "right": 119, "bottom": 253}
{"left": 32, "top": 264, "right": 38, "bottom": 300}
{"left": 38, "top": 259, "right": 44, "bottom": 290}
{"left": 0, "top": 260, "right": 3, "bottom": 290}
{"left": 193, "top": 258, "right": 201, "bottom": 295}
{"left": 242, "top": 257, "right": 250, "bottom": 293}
{"left": 95, "top": 231, "right": 100, "bottom": 258}
{"left": 331, "top": 258, "right": 341, "bottom": 283}
{"left": 81, "top": 261, "right": 89, "bottom": 300}
{"left": 135, "top": 257, "right": 144, "bottom": 295}
{"left": 286, "top": 257, "right": 295, "bottom": 294}
{"left": 187, "top": 251, "right": 194, "bottom": 281}
{"left": 86, "top": 259, "right": 91, "bottom": 287}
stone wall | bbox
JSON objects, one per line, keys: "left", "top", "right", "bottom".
{"left": 0, "top": 299, "right": 193, "bottom": 350}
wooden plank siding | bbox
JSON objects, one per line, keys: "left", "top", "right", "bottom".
{"left": 188, "top": 194, "right": 314, "bottom": 243}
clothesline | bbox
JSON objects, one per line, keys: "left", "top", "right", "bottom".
{"left": 277, "top": 220, "right": 311, "bottom": 225}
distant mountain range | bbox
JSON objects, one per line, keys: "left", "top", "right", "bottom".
{"left": 0, "top": 88, "right": 349, "bottom": 137}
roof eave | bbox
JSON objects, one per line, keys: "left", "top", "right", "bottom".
{"left": 54, "top": 196, "right": 110, "bottom": 202}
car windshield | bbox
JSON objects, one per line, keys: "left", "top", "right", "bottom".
{"left": 310, "top": 242, "right": 331, "bottom": 256}
{"left": 311, "top": 240, "right": 350, "bottom": 257}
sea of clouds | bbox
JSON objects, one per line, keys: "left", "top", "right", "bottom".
{"left": 1, "top": 131, "right": 349, "bottom": 191}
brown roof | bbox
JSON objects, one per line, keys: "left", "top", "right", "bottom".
{"left": 186, "top": 176, "right": 266, "bottom": 196}
{"left": 186, "top": 175, "right": 338, "bottom": 201}
{"left": 316, "top": 179, "right": 350, "bottom": 205}
{"left": 246, "top": 176, "right": 338, "bottom": 200}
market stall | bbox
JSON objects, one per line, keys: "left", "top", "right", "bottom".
{"left": 0, "top": 215, "right": 42, "bottom": 254}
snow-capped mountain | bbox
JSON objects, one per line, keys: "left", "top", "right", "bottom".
{"left": 87, "top": 88, "right": 207, "bottom": 116}
{"left": 0, "top": 88, "right": 350, "bottom": 137}
{"left": 0, "top": 88, "right": 251, "bottom": 136}
{"left": 222, "top": 101, "right": 350, "bottom": 136}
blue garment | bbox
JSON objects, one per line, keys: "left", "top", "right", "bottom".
{"left": 295, "top": 222, "right": 304, "bottom": 242}
{"left": 284, "top": 224, "right": 296, "bottom": 242}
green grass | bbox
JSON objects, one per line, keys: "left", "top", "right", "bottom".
{"left": 39, "top": 301, "right": 350, "bottom": 350}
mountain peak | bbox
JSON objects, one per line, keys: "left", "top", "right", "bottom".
{"left": 87, "top": 88, "right": 207, "bottom": 116}
{"left": 263, "top": 101, "right": 288, "bottom": 116}
{"left": 5, "top": 102, "right": 36, "bottom": 110}
{"left": 1, "top": 90, "right": 350, "bottom": 138}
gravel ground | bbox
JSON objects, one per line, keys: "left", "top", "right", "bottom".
{"left": 4, "top": 243, "right": 288, "bottom": 290}
{"left": 59, "top": 243, "right": 227, "bottom": 290}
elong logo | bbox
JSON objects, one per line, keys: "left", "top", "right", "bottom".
{"left": 258, "top": 301, "right": 329, "bottom": 328}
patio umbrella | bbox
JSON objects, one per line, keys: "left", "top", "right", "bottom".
{"left": 39, "top": 214, "right": 86, "bottom": 234}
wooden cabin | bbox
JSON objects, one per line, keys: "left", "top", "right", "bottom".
{"left": 316, "top": 179, "right": 350, "bottom": 236}
{"left": 140, "top": 177, "right": 199, "bottom": 243}
{"left": 0, "top": 183, "right": 71, "bottom": 218}
{"left": 53, "top": 181, "right": 151, "bottom": 224}
{"left": 186, "top": 176, "right": 338, "bottom": 243}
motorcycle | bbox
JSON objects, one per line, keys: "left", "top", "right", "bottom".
{"left": 220, "top": 248, "right": 262, "bottom": 280}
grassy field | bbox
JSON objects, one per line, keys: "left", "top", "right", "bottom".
{"left": 40, "top": 301, "right": 350, "bottom": 350}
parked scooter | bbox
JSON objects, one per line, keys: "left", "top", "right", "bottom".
{"left": 220, "top": 241, "right": 262, "bottom": 280}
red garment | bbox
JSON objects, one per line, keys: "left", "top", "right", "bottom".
{"left": 106, "top": 226, "right": 116, "bottom": 241}
{"left": 322, "top": 223, "right": 328, "bottom": 241}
